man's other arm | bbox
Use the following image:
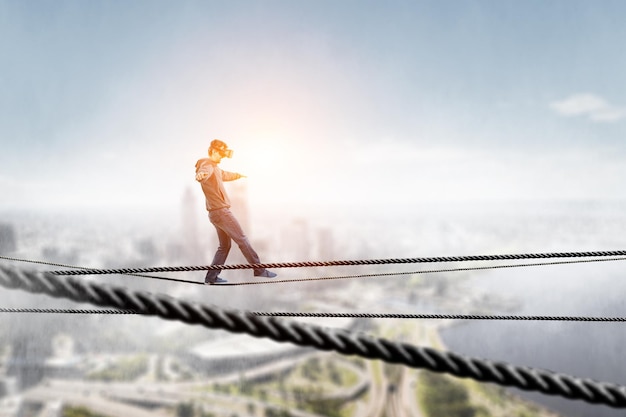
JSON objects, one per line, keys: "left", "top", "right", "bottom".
{"left": 195, "top": 161, "right": 215, "bottom": 182}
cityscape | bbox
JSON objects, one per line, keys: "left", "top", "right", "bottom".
{"left": 3, "top": 2, "right": 626, "bottom": 416}
{"left": 4, "top": 183, "right": 625, "bottom": 417}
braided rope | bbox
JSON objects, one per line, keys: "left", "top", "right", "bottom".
{"left": 4, "top": 307, "right": 626, "bottom": 321}
{"left": 252, "top": 312, "right": 626, "bottom": 321}
{"left": 220, "top": 257, "right": 626, "bottom": 285}
{"left": 1, "top": 265, "right": 626, "bottom": 407}
{"left": 5, "top": 254, "right": 626, "bottom": 288}
{"left": 0, "top": 255, "right": 96, "bottom": 270}
{"left": 0, "top": 255, "right": 202, "bottom": 285}
{"left": 0, "top": 308, "right": 136, "bottom": 314}
{"left": 41, "top": 250, "right": 626, "bottom": 276}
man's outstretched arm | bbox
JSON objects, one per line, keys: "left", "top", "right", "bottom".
{"left": 221, "top": 171, "right": 245, "bottom": 181}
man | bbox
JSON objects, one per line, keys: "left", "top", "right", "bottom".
{"left": 195, "top": 139, "right": 277, "bottom": 284}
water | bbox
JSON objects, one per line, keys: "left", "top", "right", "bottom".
{"left": 436, "top": 202, "right": 626, "bottom": 417}
{"left": 337, "top": 199, "right": 626, "bottom": 416}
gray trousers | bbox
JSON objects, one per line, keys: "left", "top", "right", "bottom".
{"left": 206, "top": 207, "right": 263, "bottom": 280}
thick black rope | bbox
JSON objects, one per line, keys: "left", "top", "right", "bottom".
{"left": 4, "top": 307, "right": 626, "bottom": 322}
{"left": 37, "top": 249, "right": 626, "bottom": 275}
{"left": 1, "top": 265, "right": 626, "bottom": 407}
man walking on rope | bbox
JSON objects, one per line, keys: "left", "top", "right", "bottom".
{"left": 195, "top": 139, "right": 277, "bottom": 284}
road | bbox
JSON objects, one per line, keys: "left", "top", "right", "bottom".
{"left": 24, "top": 382, "right": 172, "bottom": 417}
{"left": 354, "top": 319, "right": 433, "bottom": 417}
{"left": 23, "top": 376, "right": 340, "bottom": 417}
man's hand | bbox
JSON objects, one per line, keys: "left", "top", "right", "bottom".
{"left": 195, "top": 172, "right": 209, "bottom": 181}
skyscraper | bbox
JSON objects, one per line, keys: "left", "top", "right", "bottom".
{"left": 280, "top": 218, "right": 311, "bottom": 262}
{"left": 0, "top": 223, "right": 16, "bottom": 254}
{"left": 228, "top": 181, "right": 250, "bottom": 235}
{"left": 180, "top": 187, "right": 203, "bottom": 264}
{"left": 316, "top": 227, "right": 334, "bottom": 261}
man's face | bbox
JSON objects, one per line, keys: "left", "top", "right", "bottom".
{"left": 209, "top": 148, "right": 223, "bottom": 163}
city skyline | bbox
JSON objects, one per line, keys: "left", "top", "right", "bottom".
{"left": 2, "top": 186, "right": 626, "bottom": 416}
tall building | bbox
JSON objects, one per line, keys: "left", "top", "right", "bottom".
{"left": 0, "top": 224, "right": 16, "bottom": 254}
{"left": 6, "top": 335, "right": 49, "bottom": 390}
{"left": 228, "top": 181, "right": 250, "bottom": 234}
{"left": 180, "top": 187, "right": 203, "bottom": 264}
{"left": 316, "top": 227, "right": 335, "bottom": 261}
{"left": 280, "top": 218, "right": 311, "bottom": 262}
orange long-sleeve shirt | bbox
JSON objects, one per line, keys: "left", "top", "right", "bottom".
{"left": 195, "top": 158, "right": 242, "bottom": 211}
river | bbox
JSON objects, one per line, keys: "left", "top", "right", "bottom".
{"left": 440, "top": 254, "right": 626, "bottom": 417}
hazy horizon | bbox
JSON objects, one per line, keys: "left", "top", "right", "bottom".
{"left": 2, "top": 1, "right": 626, "bottom": 214}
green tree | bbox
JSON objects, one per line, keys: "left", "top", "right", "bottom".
{"left": 420, "top": 372, "right": 476, "bottom": 417}
{"left": 176, "top": 401, "right": 194, "bottom": 417}
{"left": 63, "top": 406, "right": 108, "bottom": 417}
{"left": 259, "top": 388, "right": 268, "bottom": 402}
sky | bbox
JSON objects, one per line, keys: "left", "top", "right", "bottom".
{"left": 2, "top": 0, "right": 626, "bottom": 213}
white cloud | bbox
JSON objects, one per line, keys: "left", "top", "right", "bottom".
{"left": 550, "top": 93, "right": 626, "bottom": 122}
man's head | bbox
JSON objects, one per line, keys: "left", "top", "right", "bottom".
{"left": 208, "top": 139, "right": 233, "bottom": 162}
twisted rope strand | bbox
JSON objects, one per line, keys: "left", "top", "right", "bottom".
{"left": 0, "top": 255, "right": 202, "bottom": 285}
{"left": 220, "top": 257, "right": 626, "bottom": 285}
{"left": 39, "top": 249, "right": 626, "bottom": 275}
{"left": 0, "top": 308, "right": 136, "bottom": 314}
{"left": 0, "top": 255, "right": 95, "bottom": 270}
{"left": 251, "top": 312, "right": 626, "bottom": 321}
{"left": 1, "top": 265, "right": 626, "bottom": 407}
{"left": 3, "top": 308, "right": 626, "bottom": 321}
{"left": 4, "top": 254, "right": 626, "bottom": 287}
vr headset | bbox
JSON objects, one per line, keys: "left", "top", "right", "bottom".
{"left": 210, "top": 139, "right": 233, "bottom": 158}
{"left": 217, "top": 148, "right": 233, "bottom": 158}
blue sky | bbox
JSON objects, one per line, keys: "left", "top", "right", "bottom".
{"left": 2, "top": 0, "right": 626, "bottom": 211}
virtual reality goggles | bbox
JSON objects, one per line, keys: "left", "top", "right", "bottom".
{"left": 217, "top": 148, "right": 233, "bottom": 158}
{"left": 209, "top": 139, "right": 233, "bottom": 158}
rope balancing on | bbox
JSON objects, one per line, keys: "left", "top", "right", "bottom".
{"left": 1, "top": 264, "right": 626, "bottom": 408}
{"left": 213, "top": 256, "right": 626, "bottom": 286}
{"left": 4, "top": 253, "right": 626, "bottom": 287}
{"left": 33, "top": 249, "right": 626, "bottom": 276}
{"left": 5, "top": 254, "right": 626, "bottom": 322}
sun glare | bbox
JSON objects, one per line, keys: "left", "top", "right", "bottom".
{"left": 220, "top": 134, "right": 300, "bottom": 206}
